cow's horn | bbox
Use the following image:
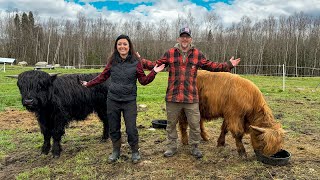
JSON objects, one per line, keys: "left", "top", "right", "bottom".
{"left": 49, "top": 73, "right": 60, "bottom": 76}
{"left": 5, "top": 75, "right": 19, "bottom": 79}
{"left": 250, "top": 125, "right": 266, "bottom": 133}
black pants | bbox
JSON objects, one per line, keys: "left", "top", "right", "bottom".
{"left": 107, "top": 98, "right": 138, "bottom": 147}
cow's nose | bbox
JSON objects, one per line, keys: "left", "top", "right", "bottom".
{"left": 24, "top": 99, "right": 34, "bottom": 105}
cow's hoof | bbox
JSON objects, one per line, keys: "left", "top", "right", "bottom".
{"left": 181, "top": 135, "right": 189, "bottom": 145}
{"left": 41, "top": 146, "right": 51, "bottom": 155}
{"left": 201, "top": 134, "right": 210, "bottom": 141}
{"left": 41, "top": 151, "right": 49, "bottom": 155}
{"left": 238, "top": 152, "right": 248, "bottom": 159}
{"left": 52, "top": 150, "right": 61, "bottom": 158}
{"left": 51, "top": 147, "right": 62, "bottom": 158}
{"left": 181, "top": 140, "right": 188, "bottom": 145}
{"left": 202, "top": 137, "right": 210, "bottom": 141}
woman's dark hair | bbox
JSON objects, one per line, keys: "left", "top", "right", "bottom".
{"left": 107, "top": 34, "right": 140, "bottom": 64}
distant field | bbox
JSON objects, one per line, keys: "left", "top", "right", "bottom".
{"left": 1, "top": 65, "right": 320, "bottom": 111}
{"left": 0, "top": 66, "right": 319, "bottom": 179}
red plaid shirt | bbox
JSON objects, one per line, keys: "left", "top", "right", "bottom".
{"left": 142, "top": 45, "right": 233, "bottom": 103}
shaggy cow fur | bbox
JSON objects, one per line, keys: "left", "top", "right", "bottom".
{"left": 17, "top": 70, "right": 109, "bottom": 158}
{"left": 178, "top": 71, "right": 284, "bottom": 157}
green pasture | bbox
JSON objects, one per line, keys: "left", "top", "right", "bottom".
{"left": 0, "top": 65, "right": 319, "bottom": 179}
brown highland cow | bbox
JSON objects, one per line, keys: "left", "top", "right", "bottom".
{"left": 178, "top": 71, "right": 284, "bottom": 157}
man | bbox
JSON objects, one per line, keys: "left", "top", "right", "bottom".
{"left": 142, "top": 27, "right": 241, "bottom": 159}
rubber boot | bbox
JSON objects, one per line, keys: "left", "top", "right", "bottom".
{"left": 131, "top": 144, "right": 141, "bottom": 164}
{"left": 191, "top": 144, "right": 203, "bottom": 159}
{"left": 108, "top": 140, "right": 121, "bottom": 163}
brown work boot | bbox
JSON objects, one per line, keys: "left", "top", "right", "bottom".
{"left": 191, "top": 144, "right": 203, "bottom": 159}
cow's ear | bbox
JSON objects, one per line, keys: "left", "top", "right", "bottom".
{"left": 250, "top": 125, "right": 266, "bottom": 134}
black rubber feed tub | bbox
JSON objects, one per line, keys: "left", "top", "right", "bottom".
{"left": 152, "top": 120, "right": 167, "bottom": 129}
{"left": 255, "top": 149, "right": 291, "bottom": 166}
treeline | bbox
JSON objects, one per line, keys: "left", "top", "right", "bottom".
{"left": 0, "top": 11, "right": 320, "bottom": 76}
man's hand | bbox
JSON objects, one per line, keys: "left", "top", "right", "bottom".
{"left": 229, "top": 56, "right": 241, "bottom": 67}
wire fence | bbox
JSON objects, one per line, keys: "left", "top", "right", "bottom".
{"left": 232, "top": 64, "right": 320, "bottom": 77}
{"left": 2, "top": 63, "right": 320, "bottom": 77}
{"left": 1, "top": 64, "right": 320, "bottom": 111}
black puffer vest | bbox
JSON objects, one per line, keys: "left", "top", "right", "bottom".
{"left": 108, "top": 54, "right": 139, "bottom": 101}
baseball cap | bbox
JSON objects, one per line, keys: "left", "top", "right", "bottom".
{"left": 179, "top": 27, "right": 191, "bottom": 37}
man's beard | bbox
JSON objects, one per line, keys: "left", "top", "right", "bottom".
{"left": 181, "top": 43, "right": 189, "bottom": 49}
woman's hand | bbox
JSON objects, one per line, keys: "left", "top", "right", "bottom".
{"left": 136, "top": 52, "right": 141, "bottom": 58}
{"left": 80, "top": 81, "right": 88, "bottom": 87}
{"left": 153, "top": 64, "right": 165, "bottom": 73}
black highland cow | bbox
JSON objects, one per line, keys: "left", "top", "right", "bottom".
{"left": 16, "top": 70, "right": 109, "bottom": 158}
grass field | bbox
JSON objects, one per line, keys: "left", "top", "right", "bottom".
{"left": 0, "top": 66, "right": 319, "bottom": 179}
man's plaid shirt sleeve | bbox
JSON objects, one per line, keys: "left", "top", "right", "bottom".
{"left": 198, "top": 51, "right": 233, "bottom": 72}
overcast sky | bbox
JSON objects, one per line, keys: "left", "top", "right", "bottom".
{"left": 0, "top": 0, "right": 320, "bottom": 26}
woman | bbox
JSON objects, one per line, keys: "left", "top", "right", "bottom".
{"left": 81, "top": 35, "right": 164, "bottom": 163}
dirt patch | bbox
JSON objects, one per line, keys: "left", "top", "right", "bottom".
{"left": 0, "top": 109, "right": 37, "bottom": 131}
{"left": 0, "top": 108, "right": 319, "bottom": 179}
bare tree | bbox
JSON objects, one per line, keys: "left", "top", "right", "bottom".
{"left": 0, "top": 11, "right": 320, "bottom": 76}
